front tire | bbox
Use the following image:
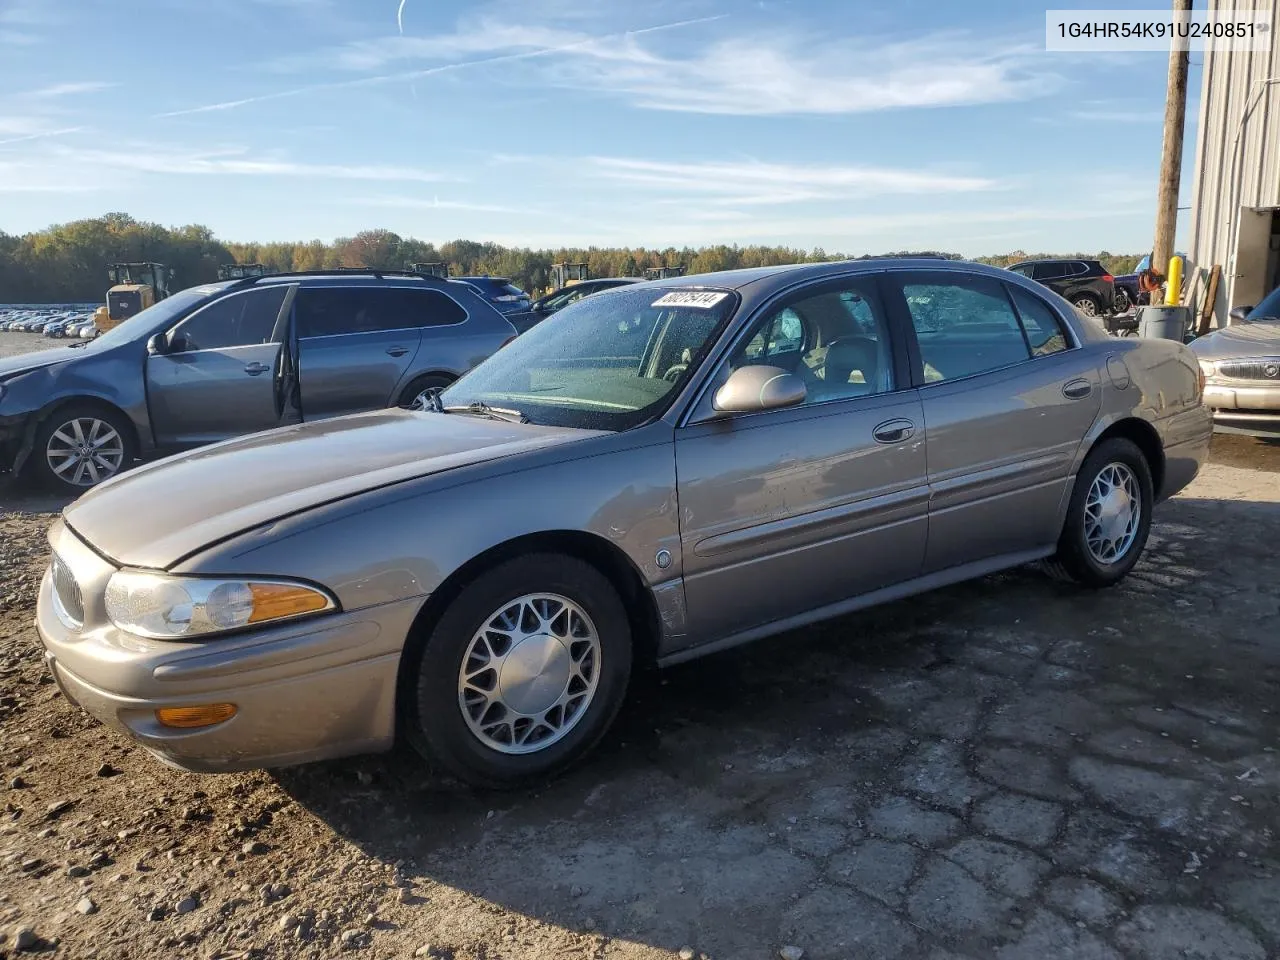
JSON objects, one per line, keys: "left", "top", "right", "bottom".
{"left": 406, "top": 553, "right": 632, "bottom": 788}
{"left": 1045, "top": 438, "right": 1153, "bottom": 587}
{"left": 30, "top": 403, "right": 135, "bottom": 493}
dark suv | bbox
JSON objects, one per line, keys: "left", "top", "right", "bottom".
{"left": 1007, "top": 259, "right": 1117, "bottom": 320}
{"left": 0, "top": 271, "right": 516, "bottom": 492}
{"left": 455, "top": 276, "right": 532, "bottom": 317}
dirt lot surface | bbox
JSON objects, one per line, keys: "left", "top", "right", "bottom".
{"left": 0, "top": 333, "right": 63, "bottom": 361}
{"left": 1, "top": 414, "right": 1279, "bottom": 958}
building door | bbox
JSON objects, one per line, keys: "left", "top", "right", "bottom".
{"left": 1232, "top": 207, "right": 1278, "bottom": 315}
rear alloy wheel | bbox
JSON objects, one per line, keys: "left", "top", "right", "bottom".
{"left": 1073, "top": 295, "right": 1101, "bottom": 317}
{"left": 1044, "top": 437, "right": 1153, "bottom": 588}
{"left": 32, "top": 404, "right": 135, "bottom": 493}
{"left": 406, "top": 553, "right": 631, "bottom": 788}
{"left": 1113, "top": 288, "right": 1131, "bottom": 314}
{"left": 398, "top": 374, "right": 453, "bottom": 411}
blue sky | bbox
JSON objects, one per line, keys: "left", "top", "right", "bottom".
{"left": 0, "top": 0, "right": 1197, "bottom": 254}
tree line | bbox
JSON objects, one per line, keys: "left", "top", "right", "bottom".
{"left": 0, "top": 213, "right": 1145, "bottom": 303}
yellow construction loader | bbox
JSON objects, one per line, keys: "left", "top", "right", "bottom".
{"left": 96, "top": 262, "right": 174, "bottom": 333}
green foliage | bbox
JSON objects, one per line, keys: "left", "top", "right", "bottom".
{"left": 0, "top": 214, "right": 1145, "bottom": 302}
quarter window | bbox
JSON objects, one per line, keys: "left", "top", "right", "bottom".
{"left": 169, "top": 287, "right": 286, "bottom": 352}
{"left": 295, "top": 287, "right": 466, "bottom": 338}
{"left": 1010, "top": 287, "right": 1070, "bottom": 357}
{"left": 729, "top": 281, "right": 894, "bottom": 404}
{"left": 901, "top": 277, "right": 1031, "bottom": 382}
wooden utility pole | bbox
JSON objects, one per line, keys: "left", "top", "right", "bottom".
{"left": 1152, "top": 0, "right": 1192, "bottom": 282}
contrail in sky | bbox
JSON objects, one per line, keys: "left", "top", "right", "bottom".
{"left": 153, "top": 14, "right": 728, "bottom": 119}
{"left": 397, "top": 0, "right": 407, "bottom": 34}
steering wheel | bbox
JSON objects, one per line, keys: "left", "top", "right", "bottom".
{"left": 662, "top": 364, "right": 688, "bottom": 382}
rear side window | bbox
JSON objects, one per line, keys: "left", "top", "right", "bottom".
{"left": 900, "top": 276, "right": 1031, "bottom": 382}
{"left": 170, "top": 287, "right": 287, "bottom": 352}
{"left": 1031, "top": 263, "right": 1068, "bottom": 281}
{"left": 295, "top": 287, "right": 467, "bottom": 337}
{"left": 1010, "top": 287, "right": 1070, "bottom": 356}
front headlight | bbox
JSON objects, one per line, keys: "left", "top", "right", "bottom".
{"left": 104, "top": 572, "right": 337, "bottom": 640}
{"left": 1197, "top": 359, "right": 1217, "bottom": 377}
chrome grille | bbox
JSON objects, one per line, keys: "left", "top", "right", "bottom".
{"left": 1216, "top": 358, "right": 1280, "bottom": 381}
{"left": 50, "top": 553, "right": 84, "bottom": 628}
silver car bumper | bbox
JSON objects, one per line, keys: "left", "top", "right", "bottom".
{"left": 35, "top": 521, "right": 422, "bottom": 773}
{"left": 1203, "top": 383, "right": 1280, "bottom": 436}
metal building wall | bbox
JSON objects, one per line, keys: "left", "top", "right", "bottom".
{"left": 1186, "top": 0, "right": 1280, "bottom": 326}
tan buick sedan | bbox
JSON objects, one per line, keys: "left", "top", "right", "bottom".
{"left": 36, "top": 260, "right": 1212, "bottom": 787}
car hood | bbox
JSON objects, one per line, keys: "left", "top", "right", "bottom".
{"left": 63, "top": 409, "right": 604, "bottom": 569}
{"left": 0, "top": 346, "right": 82, "bottom": 379}
{"left": 1190, "top": 321, "right": 1280, "bottom": 360}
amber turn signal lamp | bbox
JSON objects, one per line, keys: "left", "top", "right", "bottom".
{"left": 247, "top": 583, "right": 330, "bottom": 623}
{"left": 156, "top": 703, "right": 238, "bottom": 729}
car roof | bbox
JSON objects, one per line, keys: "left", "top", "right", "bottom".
{"left": 644, "top": 258, "right": 1025, "bottom": 297}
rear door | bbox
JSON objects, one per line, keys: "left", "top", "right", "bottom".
{"left": 294, "top": 286, "right": 423, "bottom": 420}
{"left": 675, "top": 274, "right": 929, "bottom": 644}
{"left": 885, "top": 272, "right": 1101, "bottom": 572}
{"left": 145, "top": 286, "right": 293, "bottom": 446}
{"left": 1031, "top": 262, "right": 1071, "bottom": 297}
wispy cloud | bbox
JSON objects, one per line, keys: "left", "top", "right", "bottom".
{"left": 0, "top": 126, "right": 84, "bottom": 147}
{"left": 15, "top": 81, "right": 117, "bottom": 99}
{"left": 154, "top": 15, "right": 727, "bottom": 118}
{"left": 586, "top": 157, "right": 996, "bottom": 204}
{"left": 265, "top": 14, "right": 1059, "bottom": 117}
{"left": 54, "top": 145, "right": 454, "bottom": 183}
{"left": 356, "top": 195, "right": 526, "bottom": 214}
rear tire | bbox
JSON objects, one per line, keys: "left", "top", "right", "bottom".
{"left": 1045, "top": 438, "right": 1153, "bottom": 588}
{"left": 1073, "top": 295, "right": 1101, "bottom": 317}
{"left": 1112, "top": 289, "right": 1131, "bottom": 314}
{"left": 405, "top": 553, "right": 632, "bottom": 788}
{"left": 30, "top": 403, "right": 135, "bottom": 493}
{"left": 398, "top": 374, "right": 453, "bottom": 410}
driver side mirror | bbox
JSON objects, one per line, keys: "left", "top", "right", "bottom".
{"left": 712, "top": 364, "right": 806, "bottom": 414}
{"left": 146, "top": 332, "right": 169, "bottom": 354}
{"left": 1229, "top": 305, "right": 1254, "bottom": 324}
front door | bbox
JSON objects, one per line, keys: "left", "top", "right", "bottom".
{"left": 885, "top": 272, "right": 1102, "bottom": 572}
{"left": 294, "top": 286, "right": 423, "bottom": 420}
{"left": 145, "top": 285, "right": 293, "bottom": 446}
{"left": 675, "top": 274, "right": 929, "bottom": 645}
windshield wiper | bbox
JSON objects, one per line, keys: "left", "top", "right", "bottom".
{"left": 443, "top": 401, "right": 530, "bottom": 424}
{"left": 67, "top": 340, "right": 90, "bottom": 348}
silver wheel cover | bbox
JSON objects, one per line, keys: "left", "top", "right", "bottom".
{"left": 46, "top": 417, "right": 125, "bottom": 487}
{"left": 1075, "top": 298, "right": 1098, "bottom": 316}
{"left": 458, "top": 593, "right": 602, "bottom": 755}
{"left": 1084, "top": 462, "right": 1141, "bottom": 564}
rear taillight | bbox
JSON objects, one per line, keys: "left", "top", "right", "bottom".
{"left": 1101, "top": 274, "right": 1114, "bottom": 283}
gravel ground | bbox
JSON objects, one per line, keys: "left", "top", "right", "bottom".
{"left": 0, "top": 333, "right": 65, "bottom": 361}
{"left": 0, "top": 329, "right": 1279, "bottom": 957}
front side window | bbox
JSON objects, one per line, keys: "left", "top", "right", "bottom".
{"left": 169, "top": 287, "right": 287, "bottom": 352}
{"left": 441, "top": 286, "right": 736, "bottom": 430}
{"left": 728, "top": 280, "right": 895, "bottom": 404}
{"left": 901, "top": 276, "right": 1031, "bottom": 382}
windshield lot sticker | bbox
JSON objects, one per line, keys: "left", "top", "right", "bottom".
{"left": 651, "top": 291, "right": 728, "bottom": 309}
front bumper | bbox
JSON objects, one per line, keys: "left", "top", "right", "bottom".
{"left": 1203, "top": 382, "right": 1280, "bottom": 437}
{"left": 35, "top": 520, "right": 423, "bottom": 773}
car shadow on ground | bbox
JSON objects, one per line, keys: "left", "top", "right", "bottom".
{"left": 274, "top": 488, "right": 1280, "bottom": 958}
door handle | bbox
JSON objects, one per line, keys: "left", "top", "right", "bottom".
{"left": 1063, "top": 378, "right": 1093, "bottom": 400}
{"left": 873, "top": 418, "right": 915, "bottom": 444}
{"left": 243, "top": 362, "right": 271, "bottom": 376}
{"left": 386, "top": 346, "right": 409, "bottom": 358}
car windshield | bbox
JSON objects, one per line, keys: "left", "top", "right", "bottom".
{"left": 1246, "top": 287, "right": 1280, "bottom": 322}
{"left": 86, "top": 286, "right": 222, "bottom": 349}
{"left": 440, "top": 285, "right": 737, "bottom": 430}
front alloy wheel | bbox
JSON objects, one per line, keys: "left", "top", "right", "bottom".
{"left": 31, "top": 404, "right": 136, "bottom": 492}
{"left": 407, "top": 553, "right": 631, "bottom": 788}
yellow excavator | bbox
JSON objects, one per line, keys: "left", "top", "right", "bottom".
{"left": 94, "top": 262, "right": 174, "bottom": 333}
{"left": 218, "top": 263, "right": 267, "bottom": 281}
{"left": 549, "top": 262, "right": 589, "bottom": 291}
